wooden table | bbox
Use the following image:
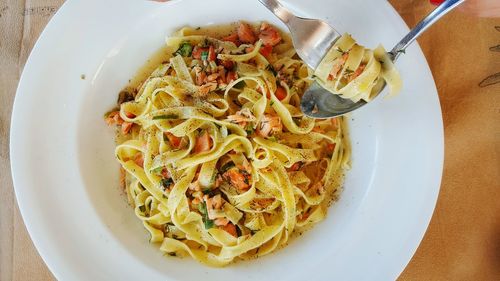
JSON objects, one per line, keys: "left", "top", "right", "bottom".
{"left": 1, "top": 1, "right": 498, "bottom": 280}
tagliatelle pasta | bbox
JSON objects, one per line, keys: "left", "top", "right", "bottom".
{"left": 314, "top": 33, "right": 402, "bottom": 103}
{"left": 105, "top": 22, "right": 350, "bottom": 267}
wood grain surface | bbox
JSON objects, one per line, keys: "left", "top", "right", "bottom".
{"left": 0, "top": 1, "right": 498, "bottom": 280}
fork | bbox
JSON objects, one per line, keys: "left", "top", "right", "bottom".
{"left": 258, "top": 0, "right": 465, "bottom": 118}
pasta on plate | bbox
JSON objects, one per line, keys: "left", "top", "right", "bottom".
{"left": 105, "top": 22, "right": 350, "bottom": 266}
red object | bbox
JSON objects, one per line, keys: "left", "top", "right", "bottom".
{"left": 165, "top": 132, "right": 182, "bottom": 148}
{"left": 259, "top": 22, "right": 282, "bottom": 46}
{"left": 259, "top": 45, "right": 273, "bottom": 59}
{"left": 208, "top": 45, "right": 216, "bottom": 61}
{"left": 226, "top": 71, "right": 238, "bottom": 84}
{"left": 274, "top": 86, "right": 287, "bottom": 101}
{"left": 219, "top": 59, "right": 234, "bottom": 70}
{"left": 192, "top": 46, "right": 208, "bottom": 60}
{"left": 430, "top": 0, "right": 445, "bottom": 5}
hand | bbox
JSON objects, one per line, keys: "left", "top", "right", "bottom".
{"left": 431, "top": 0, "right": 500, "bottom": 17}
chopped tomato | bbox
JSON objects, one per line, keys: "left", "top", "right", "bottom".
{"left": 208, "top": 45, "right": 216, "bottom": 61}
{"left": 223, "top": 167, "right": 251, "bottom": 191}
{"left": 134, "top": 153, "right": 144, "bottom": 168}
{"left": 274, "top": 86, "right": 287, "bottom": 101}
{"left": 327, "top": 143, "right": 336, "bottom": 153}
{"left": 165, "top": 132, "right": 182, "bottom": 148}
{"left": 121, "top": 122, "right": 133, "bottom": 134}
{"left": 221, "top": 222, "right": 238, "bottom": 237}
{"left": 290, "top": 162, "right": 301, "bottom": 171}
{"left": 194, "top": 131, "right": 212, "bottom": 153}
{"left": 259, "top": 22, "right": 282, "bottom": 46}
{"left": 219, "top": 59, "right": 234, "bottom": 70}
{"left": 226, "top": 71, "right": 238, "bottom": 84}
{"left": 259, "top": 44, "right": 273, "bottom": 59}
{"left": 222, "top": 33, "right": 239, "bottom": 45}
{"left": 192, "top": 46, "right": 208, "bottom": 60}
{"left": 125, "top": 112, "right": 136, "bottom": 118}
{"left": 161, "top": 168, "right": 170, "bottom": 179}
{"left": 237, "top": 22, "right": 257, "bottom": 44}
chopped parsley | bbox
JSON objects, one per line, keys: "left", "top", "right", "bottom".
{"left": 397, "top": 49, "right": 406, "bottom": 54}
{"left": 267, "top": 136, "right": 278, "bottom": 142}
{"left": 245, "top": 124, "right": 255, "bottom": 135}
{"left": 153, "top": 114, "right": 178, "bottom": 120}
{"left": 234, "top": 81, "right": 246, "bottom": 89}
{"left": 201, "top": 51, "right": 209, "bottom": 61}
{"left": 266, "top": 64, "right": 277, "bottom": 76}
{"left": 174, "top": 42, "right": 193, "bottom": 57}
{"left": 219, "top": 162, "right": 235, "bottom": 174}
{"left": 197, "top": 202, "right": 214, "bottom": 229}
{"left": 151, "top": 166, "right": 163, "bottom": 174}
{"left": 161, "top": 178, "right": 174, "bottom": 190}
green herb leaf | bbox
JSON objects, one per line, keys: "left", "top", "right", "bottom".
{"left": 220, "top": 162, "right": 235, "bottom": 174}
{"left": 174, "top": 42, "right": 193, "bottom": 57}
{"left": 197, "top": 202, "right": 214, "bottom": 229}
{"left": 234, "top": 81, "right": 245, "bottom": 89}
{"left": 270, "top": 101, "right": 275, "bottom": 106}
{"left": 267, "top": 136, "right": 278, "bottom": 142}
{"left": 204, "top": 219, "right": 214, "bottom": 229}
{"left": 153, "top": 114, "right": 178, "bottom": 120}
{"left": 397, "top": 49, "right": 406, "bottom": 54}
{"left": 139, "top": 205, "right": 146, "bottom": 213}
{"left": 151, "top": 166, "right": 163, "bottom": 174}
{"left": 161, "top": 178, "right": 174, "bottom": 189}
{"left": 245, "top": 124, "right": 254, "bottom": 135}
{"left": 201, "top": 51, "right": 209, "bottom": 61}
{"left": 266, "top": 64, "right": 277, "bottom": 76}
{"left": 197, "top": 202, "right": 207, "bottom": 215}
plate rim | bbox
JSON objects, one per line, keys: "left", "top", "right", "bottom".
{"left": 10, "top": 0, "right": 444, "bottom": 280}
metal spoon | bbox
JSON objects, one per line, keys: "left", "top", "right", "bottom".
{"left": 258, "top": 0, "right": 465, "bottom": 118}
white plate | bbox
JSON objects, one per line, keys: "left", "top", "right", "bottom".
{"left": 10, "top": 0, "right": 443, "bottom": 280}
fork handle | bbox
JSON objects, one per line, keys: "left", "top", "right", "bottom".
{"left": 258, "top": 0, "right": 294, "bottom": 23}
{"left": 390, "top": 0, "right": 465, "bottom": 60}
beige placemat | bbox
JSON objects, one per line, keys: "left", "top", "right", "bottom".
{"left": 0, "top": 1, "right": 498, "bottom": 280}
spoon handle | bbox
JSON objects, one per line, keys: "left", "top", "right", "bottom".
{"left": 258, "top": 0, "right": 294, "bottom": 24}
{"left": 390, "top": 0, "right": 465, "bottom": 60}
